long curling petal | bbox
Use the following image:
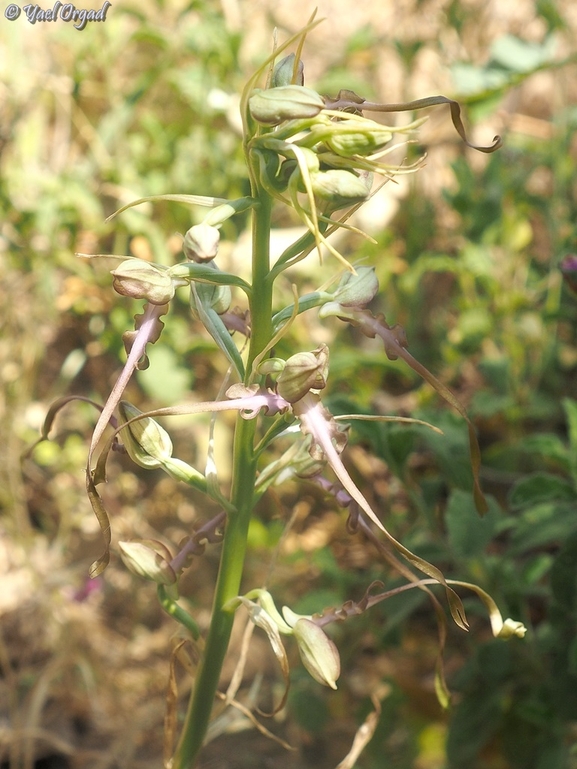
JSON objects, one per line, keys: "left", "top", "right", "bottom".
{"left": 293, "top": 392, "right": 468, "bottom": 630}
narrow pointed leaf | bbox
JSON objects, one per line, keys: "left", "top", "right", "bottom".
{"left": 191, "top": 284, "right": 245, "bottom": 379}
{"left": 170, "top": 263, "right": 252, "bottom": 295}
{"left": 105, "top": 194, "right": 229, "bottom": 222}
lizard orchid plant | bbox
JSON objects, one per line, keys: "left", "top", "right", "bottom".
{"left": 33, "top": 17, "right": 525, "bottom": 769}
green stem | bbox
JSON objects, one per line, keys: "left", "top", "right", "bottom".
{"left": 171, "top": 189, "right": 273, "bottom": 769}
{"left": 247, "top": 191, "right": 273, "bottom": 374}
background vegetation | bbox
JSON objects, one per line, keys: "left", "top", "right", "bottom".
{"left": 2, "top": 0, "right": 577, "bottom": 767}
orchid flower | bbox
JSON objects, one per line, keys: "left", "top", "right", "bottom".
{"left": 30, "top": 20, "right": 520, "bottom": 767}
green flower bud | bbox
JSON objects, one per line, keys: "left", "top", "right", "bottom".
{"left": 249, "top": 85, "right": 325, "bottom": 125}
{"left": 325, "top": 120, "right": 392, "bottom": 157}
{"left": 272, "top": 53, "right": 304, "bottom": 88}
{"left": 333, "top": 266, "right": 379, "bottom": 307}
{"left": 119, "top": 540, "right": 176, "bottom": 585}
{"left": 256, "top": 357, "right": 286, "bottom": 376}
{"left": 111, "top": 259, "right": 175, "bottom": 305}
{"left": 276, "top": 344, "right": 329, "bottom": 403}
{"left": 291, "top": 618, "right": 341, "bottom": 689}
{"left": 183, "top": 223, "right": 220, "bottom": 263}
{"left": 119, "top": 401, "right": 173, "bottom": 469}
{"left": 189, "top": 282, "right": 232, "bottom": 319}
{"left": 310, "top": 169, "right": 371, "bottom": 210}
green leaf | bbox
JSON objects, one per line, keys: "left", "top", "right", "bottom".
{"left": 478, "top": 356, "right": 510, "bottom": 391}
{"left": 562, "top": 398, "right": 577, "bottom": 481}
{"left": 445, "top": 489, "right": 501, "bottom": 558}
{"left": 415, "top": 411, "right": 474, "bottom": 491}
{"left": 170, "top": 262, "right": 252, "bottom": 295}
{"left": 490, "top": 34, "right": 556, "bottom": 74}
{"left": 470, "top": 391, "right": 515, "bottom": 419}
{"left": 508, "top": 501, "right": 577, "bottom": 555}
{"left": 451, "top": 62, "right": 509, "bottom": 96}
{"left": 378, "top": 424, "right": 417, "bottom": 478}
{"left": 515, "top": 433, "right": 570, "bottom": 471}
{"left": 105, "top": 194, "right": 229, "bottom": 222}
{"left": 137, "top": 345, "right": 193, "bottom": 404}
{"left": 508, "top": 473, "right": 576, "bottom": 510}
{"left": 550, "top": 530, "right": 577, "bottom": 610}
{"left": 568, "top": 637, "right": 577, "bottom": 676}
{"left": 288, "top": 685, "right": 329, "bottom": 734}
{"left": 377, "top": 582, "right": 427, "bottom": 636}
{"left": 447, "top": 690, "right": 502, "bottom": 766}
{"left": 191, "top": 285, "right": 245, "bottom": 379}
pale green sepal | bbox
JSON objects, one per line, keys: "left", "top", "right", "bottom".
{"left": 119, "top": 401, "right": 173, "bottom": 468}
{"left": 277, "top": 344, "right": 329, "bottom": 403}
{"left": 333, "top": 266, "right": 379, "bottom": 307}
{"left": 272, "top": 53, "right": 304, "bottom": 88}
{"left": 119, "top": 540, "right": 177, "bottom": 586}
{"left": 111, "top": 259, "right": 177, "bottom": 305}
{"left": 249, "top": 85, "right": 325, "bottom": 125}
{"left": 292, "top": 619, "right": 341, "bottom": 689}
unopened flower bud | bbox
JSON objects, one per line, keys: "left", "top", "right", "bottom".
{"left": 256, "top": 357, "right": 286, "bottom": 376}
{"left": 277, "top": 344, "right": 329, "bottom": 403}
{"left": 272, "top": 53, "right": 304, "bottom": 88}
{"left": 119, "top": 401, "right": 173, "bottom": 469}
{"left": 183, "top": 223, "right": 220, "bottom": 263}
{"left": 325, "top": 120, "right": 392, "bottom": 157}
{"left": 497, "top": 619, "right": 527, "bottom": 639}
{"left": 311, "top": 169, "right": 371, "bottom": 210}
{"left": 333, "top": 266, "right": 379, "bottom": 307}
{"left": 249, "top": 85, "right": 325, "bottom": 125}
{"left": 119, "top": 540, "right": 176, "bottom": 585}
{"left": 292, "top": 618, "right": 341, "bottom": 689}
{"left": 111, "top": 259, "right": 175, "bottom": 305}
